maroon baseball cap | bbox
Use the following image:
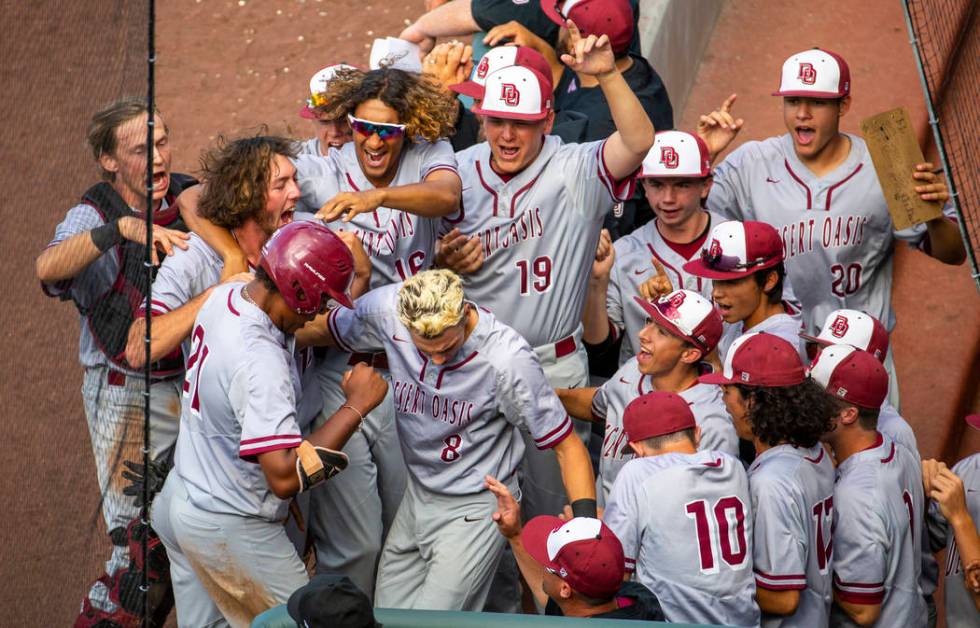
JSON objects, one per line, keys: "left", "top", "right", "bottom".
{"left": 541, "top": 0, "right": 635, "bottom": 54}
{"left": 633, "top": 289, "right": 723, "bottom": 354}
{"left": 623, "top": 392, "right": 696, "bottom": 442}
{"left": 522, "top": 516, "right": 625, "bottom": 599}
{"left": 808, "top": 345, "right": 888, "bottom": 409}
{"left": 684, "top": 220, "right": 784, "bottom": 281}
{"left": 700, "top": 331, "right": 806, "bottom": 387}
{"left": 800, "top": 309, "right": 889, "bottom": 363}
{"left": 450, "top": 46, "right": 552, "bottom": 100}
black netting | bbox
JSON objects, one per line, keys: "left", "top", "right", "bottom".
{"left": 905, "top": 0, "right": 980, "bottom": 291}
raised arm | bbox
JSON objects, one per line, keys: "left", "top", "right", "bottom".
{"left": 485, "top": 474, "right": 550, "bottom": 608}
{"left": 560, "top": 20, "right": 653, "bottom": 180}
{"left": 582, "top": 229, "right": 614, "bottom": 344}
{"left": 177, "top": 185, "right": 249, "bottom": 278}
{"left": 553, "top": 431, "right": 597, "bottom": 513}
{"left": 912, "top": 163, "right": 966, "bottom": 265}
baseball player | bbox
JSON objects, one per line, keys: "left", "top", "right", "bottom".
{"left": 684, "top": 220, "right": 807, "bottom": 364}
{"left": 297, "top": 64, "right": 356, "bottom": 157}
{"left": 801, "top": 308, "right": 917, "bottom": 452}
{"left": 698, "top": 331, "right": 836, "bottom": 627}
{"left": 444, "top": 21, "right": 655, "bottom": 519}
{"left": 35, "top": 97, "right": 194, "bottom": 624}
{"left": 604, "top": 391, "right": 760, "bottom": 627}
{"left": 480, "top": 487, "right": 666, "bottom": 621}
{"left": 558, "top": 288, "right": 737, "bottom": 502}
{"left": 311, "top": 269, "right": 597, "bottom": 611}
{"left": 924, "top": 418, "right": 980, "bottom": 625}
{"left": 583, "top": 131, "right": 728, "bottom": 369}
{"left": 151, "top": 221, "right": 389, "bottom": 627}
{"left": 698, "top": 48, "right": 965, "bottom": 403}
{"left": 810, "top": 345, "right": 927, "bottom": 627}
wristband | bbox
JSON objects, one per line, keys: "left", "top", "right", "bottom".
{"left": 570, "top": 498, "right": 598, "bottom": 519}
{"left": 91, "top": 219, "right": 123, "bottom": 253}
{"left": 341, "top": 404, "right": 364, "bottom": 431}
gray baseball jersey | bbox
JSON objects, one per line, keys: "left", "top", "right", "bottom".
{"left": 749, "top": 444, "right": 836, "bottom": 628}
{"left": 942, "top": 453, "right": 980, "bottom": 628}
{"left": 877, "top": 401, "right": 918, "bottom": 456}
{"left": 607, "top": 212, "right": 728, "bottom": 365}
{"left": 708, "top": 133, "right": 958, "bottom": 335}
{"left": 831, "top": 432, "right": 927, "bottom": 627}
{"left": 604, "top": 450, "right": 760, "bottom": 627}
{"left": 718, "top": 312, "right": 807, "bottom": 365}
{"left": 296, "top": 137, "right": 326, "bottom": 157}
{"left": 591, "top": 356, "right": 738, "bottom": 500}
{"left": 327, "top": 283, "right": 573, "bottom": 495}
{"left": 173, "top": 282, "right": 303, "bottom": 522}
{"left": 145, "top": 222, "right": 323, "bottom": 429}
{"left": 448, "top": 136, "right": 635, "bottom": 348}
{"left": 292, "top": 140, "right": 458, "bottom": 288}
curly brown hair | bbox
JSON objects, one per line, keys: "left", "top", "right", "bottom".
{"left": 315, "top": 67, "right": 456, "bottom": 143}
{"left": 736, "top": 378, "right": 836, "bottom": 448}
{"left": 197, "top": 135, "right": 298, "bottom": 229}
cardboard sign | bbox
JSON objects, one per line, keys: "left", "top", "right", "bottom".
{"left": 861, "top": 107, "right": 942, "bottom": 230}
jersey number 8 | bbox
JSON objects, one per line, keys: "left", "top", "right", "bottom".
{"left": 685, "top": 496, "right": 750, "bottom": 575}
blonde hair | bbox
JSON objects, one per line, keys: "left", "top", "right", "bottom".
{"left": 398, "top": 269, "right": 465, "bottom": 338}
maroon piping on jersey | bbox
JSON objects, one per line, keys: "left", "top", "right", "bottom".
{"left": 783, "top": 160, "right": 813, "bottom": 209}
{"left": 879, "top": 442, "right": 896, "bottom": 464}
{"left": 704, "top": 457, "right": 723, "bottom": 467}
{"left": 824, "top": 163, "right": 863, "bottom": 210}
{"left": 509, "top": 174, "right": 541, "bottom": 217}
{"left": 803, "top": 448, "right": 825, "bottom": 464}
{"left": 227, "top": 290, "right": 241, "bottom": 316}
{"left": 474, "top": 161, "right": 500, "bottom": 216}
{"left": 646, "top": 243, "right": 685, "bottom": 290}
{"left": 435, "top": 350, "right": 479, "bottom": 389}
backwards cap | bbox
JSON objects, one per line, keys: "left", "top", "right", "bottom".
{"left": 773, "top": 48, "right": 850, "bottom": 98}
{"left": 639, "top": 131, "right": 711, "bottom": 179}
{"left": 623, "top": 391, "right": 696, "bottom": 442}
{"left": 540, "top": 0, "right": 635, "bottom": 54}
{"left": 683, "top": 220, "right": 784, "bottom": 280}
{"left": 522, "top": 516, "right": 626, "bottom": 599}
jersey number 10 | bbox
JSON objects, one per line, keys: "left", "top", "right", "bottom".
{"left": 685, "top": 496, "right": 749, "bottom": 575}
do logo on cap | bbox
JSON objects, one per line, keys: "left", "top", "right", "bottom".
{"left": 798, "top": 62, "right": 817, "bottom": 85}
{"left": 660, "top": 146, "right": 679, "bottom": 169}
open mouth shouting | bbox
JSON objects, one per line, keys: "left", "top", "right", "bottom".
{"left": 152, "top": 169, "right": 170, "bottom": 193}
{"left": 794, "top": 125, "right": 816, "bottom": 147}
{"left": 363, "top": 147, "right": 388, "bottom": 170}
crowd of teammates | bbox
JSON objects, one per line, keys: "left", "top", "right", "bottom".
{"left": 35, "top": 0, "right": 980, "bottom": 626}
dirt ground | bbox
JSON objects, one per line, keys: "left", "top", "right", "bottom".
{"left": 1, "top": 0, "right": 976, "bottom": 625}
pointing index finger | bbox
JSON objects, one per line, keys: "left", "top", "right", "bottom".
{"left": 652, "top": 257, "right": 667, "bottom": 278}
{"left": 721, "top": 93, "right": 737, "bottom": 113}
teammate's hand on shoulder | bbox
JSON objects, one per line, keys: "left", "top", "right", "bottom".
{"left": 342, "top": 362, "right": 389, "bottom": 415}
{"left": 117, "top": 216, "right": 190, "bottom": 266}
{"left": 638, "top": 258, "right": 673, "bottom": 301}
{"left": 317, "top": 190, "right": 386, "bottom": 223}
{"left": 559, "top": 19, "right": 614, "bottom": 78}
{"left": 912, "top": 162, "right": 949, "bottom": 204}
{"left": 591, "top": 228, "right": 615, "bottom": 281}
{"left": 335, "top": 230, "right": 371, "bottom": 279}
{"left": 697, "top": 93, "right": 744, "bottom": 161}
{"left": 485, "top": 475, "right": 521, "bottom": 539}
{"left": 436, "top": 228, "right": 484, "bottom": 274}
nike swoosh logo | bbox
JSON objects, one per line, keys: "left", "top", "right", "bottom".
{"left": 634, "top": 269, "right": 648, "bottom": 276}
{"left": 766, "top": 177, "right": 780, "bottom": 183}
{"left": 463, "top": 514, "right": 484, "bottom": 523}
{"left": 392, "top": 334, "right": 408, "bottom": 343}
{"left": 619, "top": 377, "right": 629, "bottom": 384}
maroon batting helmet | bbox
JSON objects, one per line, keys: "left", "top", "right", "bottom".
{"left": 259, "top": 221, "right": 355, "bottom": 313}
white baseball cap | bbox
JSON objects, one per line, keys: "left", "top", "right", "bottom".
{"left": 800, "top": 309, "right": 889, "bottom": 362}
{"left": 773, "top": 48, "right": 850, "bottom": 98}
{"left": 471, "top": 65, "right": 553, "bottom": 121}
{"left": 639, "top": 131, "right": 711, "bottom": 178}
{"left": 450, "top": 46, "right": 552, "bottom": 100}
{"left": 300, "top": 64, "right": 357, "bottom": 119}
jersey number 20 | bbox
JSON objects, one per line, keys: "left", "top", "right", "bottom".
{"left": 685, "top": 496, "right": 749, "bottom": 575}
